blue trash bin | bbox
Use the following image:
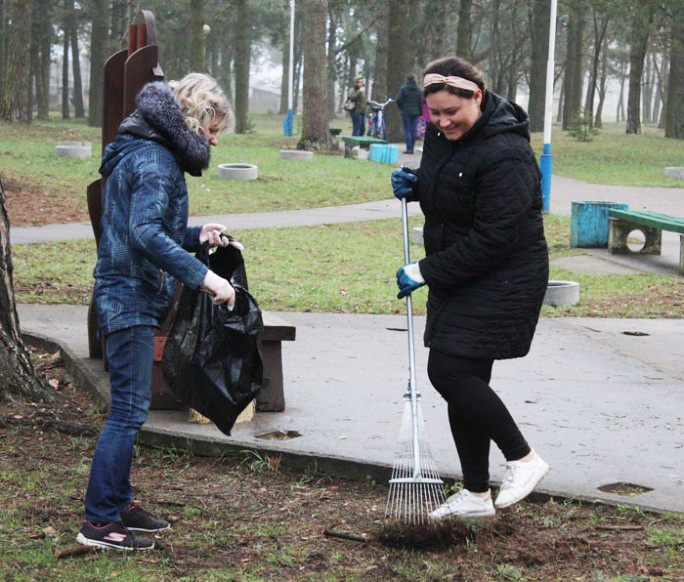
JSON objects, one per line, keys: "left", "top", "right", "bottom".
{"left": 571, "top": 201, "right": 629, "bottom": 248}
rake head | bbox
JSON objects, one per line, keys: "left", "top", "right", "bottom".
{"left": 385, "top": 394, "right": 447, "bottom": 525}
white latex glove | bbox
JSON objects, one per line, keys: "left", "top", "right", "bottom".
{"left": 199, "top": 223, "right": 245, "bottom": 250}
{"left": 202, "top": 270, "right": 236, "bottom": 307}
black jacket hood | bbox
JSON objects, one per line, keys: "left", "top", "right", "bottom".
{"left": 100, "top": 81, "right": 210, "bottom": 177}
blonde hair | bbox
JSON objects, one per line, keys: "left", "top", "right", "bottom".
{"left": 168, "top": 73, "right": 234, "bottom": 136}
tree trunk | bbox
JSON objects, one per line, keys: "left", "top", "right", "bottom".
{"left": 528, "top": 0, "right": 551, "bottom": 132}
{"left": 626, "top": 2, "right": 655, "bottom": 135}
{"left": 386, "top": 0, "right": 412, "bottom": 142}
{"left": 297, "top": 0, "right": 330, "bottom": 151}
{"left": 0, "top": 177, "right": 52, "bottom": 404}
{"left": 457, "top": 0, "right": 473, "bottom": 61}
{"left": 326, "top": 4, "right": 337, "bottom": 118}
{"left": 35, "top": 0, "right": 51, "bottom": 120}
{"left": 234, "top": 0, "right": 250, "bottom": 133}
{"left": 71, "top": 19, "right": 85, "bottom": 118}
{"left": 665, "top": 5, "right": 684, "bottom": 138}
{"left": 110, "top": 0, "right": 127, "bottom": 50}
{"left": 190, "top": 0, "right": 205, "bottom": 71}
{"left": 279, "top": 0, "right": 289, "bottom": 114}
{"left": 419, "top": 0, "right": 448, "bottom": 67}
{"left": 584, "top": 9, "right": 608, "bottom": 126}
{"left": 372, "top": 0, "right": 389, "bottom": 103}
{"left": 562, "top": 0, "right": 585, "bottom": 130}
{"left": 0, "top": 0, "right": 33, "bottom": 122}
{"left": 88, "top": 0, "right": 110, "bottom": 127}
{"left": 641, "top": 52, "right": 653, "bottom": 124}
{"left": 62, "top": 4, "right": 70, "bottom": 120}
{"left": 0, "top": 0, "right": 5, "bottom": 90}
{"left": 594, "top": 43, "right": 608, "bottom": 128}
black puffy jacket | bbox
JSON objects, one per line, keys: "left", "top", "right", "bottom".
{"left": 412, "top": 91, "right": 549, "bottom": 360}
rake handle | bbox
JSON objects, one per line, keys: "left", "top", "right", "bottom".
{"left": 401, "top": 197, "right": 422, "bottom": 479}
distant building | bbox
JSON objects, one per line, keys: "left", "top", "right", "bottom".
{"left": 248, "top": 86, "right": 280, "bottom": 114}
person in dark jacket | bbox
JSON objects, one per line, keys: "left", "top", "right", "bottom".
{"left": 395, "top": 73, "right": 423, "bottom": 154}
{"left": 77, "top": 73, "right": 240, "bottom": 551}
{"left": 391, "top": 56, "right": 550, "bottom": 519}
{"left": 348, "top": 77, "right": 367, "bottom": 136}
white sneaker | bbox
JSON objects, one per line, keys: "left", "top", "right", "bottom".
{"left": 495, "top": 450, "right": 549, "bottom": 509}
{"left": 429, "top": 489, "right": 495, "bottom": 520}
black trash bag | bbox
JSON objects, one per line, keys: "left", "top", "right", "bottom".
{"left": 162, "top": 244, "right": 263, "bottom": 436}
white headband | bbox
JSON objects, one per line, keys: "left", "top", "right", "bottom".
{"left": 423, "top": 73, "right": 480, "bottom": 93}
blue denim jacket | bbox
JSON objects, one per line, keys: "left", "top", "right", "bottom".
{"left": 93, "top": 82, "right": 211, "bottom": 335}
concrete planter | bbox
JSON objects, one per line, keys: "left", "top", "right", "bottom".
{"left": 279, "top": 149, "right": 314, "bottom": 162}
{"left": 217, "top": 163, "right": 258, "bottom": 181}
{"left": 55, "top": 141, "right": 92, "bottom": 159}
{"left": 543, "top": 280, "right": 580, "bottom": 307}
{"left": 665, "top": 167, "right": 684, "bottom": 180}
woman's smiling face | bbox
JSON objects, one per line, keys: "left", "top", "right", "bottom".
{"left": 425, "top": 89, "right": 483, "bottom": 141}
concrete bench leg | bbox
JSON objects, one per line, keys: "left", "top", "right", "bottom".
{"left": 608, "top": 218, "right": 662, "bottom": 255}
{"left": 256, "top": 340, "right": 285, "bottom": 412}
{"left": 680, "top": 235, "right": 684, "bottom": 277}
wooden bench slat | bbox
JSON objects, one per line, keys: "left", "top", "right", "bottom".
{"left": 608, "top": 209, "right": 684, "bottom": 234}
{"left": 262, "top": 312, "right": 296, "bottom": 341}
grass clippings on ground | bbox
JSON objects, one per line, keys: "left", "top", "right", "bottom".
{"left": 1, "top": 349, "right": 683, "bottom": 581}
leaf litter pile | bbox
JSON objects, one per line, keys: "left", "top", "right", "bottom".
{"left": 0, "top": 348, "right": 682, "bottom": 581}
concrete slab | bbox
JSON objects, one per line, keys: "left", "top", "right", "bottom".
{"left": 551, "top": 255, "right": 643, "bottom": 275}
{"left": 17, "top": 304, "right": 684, "bottom": 514}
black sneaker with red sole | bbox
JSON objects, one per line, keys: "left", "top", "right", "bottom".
{"left": 76, "top": 521, "right": 154, "bottom": 551}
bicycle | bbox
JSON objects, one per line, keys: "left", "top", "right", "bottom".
{"left": 366, "top": 98, "right": 393, "bottom": 140}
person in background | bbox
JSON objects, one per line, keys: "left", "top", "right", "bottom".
{"left": 78, "top": 73, "right": 241, "bottom": 551}
{"left": 348, "top": 76, "right": 367, "bottom": 137}
{"left": 395, "top": 73, "right": 423, "bottom": 154}
{"left": 391, "top": 56, "right": 550, "bottom": 520}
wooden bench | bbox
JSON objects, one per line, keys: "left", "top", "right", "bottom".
{"left": 151, "top": 311, "right": 295, "bottom": 412}
{"left": 608, "top": 209, "right": 684, "bottom": 275}
{"left": 342, "top": 135, "right": 388, "bottom": 158}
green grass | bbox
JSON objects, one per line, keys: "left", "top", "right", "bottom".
{"left": 0, "top": 113, "right": 396, "bottom": 217}
{"left": 11, "top": 214, "right": 684, "bottom": 318}
{"left": 2, "top": 117, "right": 683, "bottom": 225}
{"left": 529, "top": 123, "right": 684, "bottom": 187}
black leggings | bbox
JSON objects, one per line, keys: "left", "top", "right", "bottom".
{"left": 427, "top": 349, "right": 530, "bottom": 493}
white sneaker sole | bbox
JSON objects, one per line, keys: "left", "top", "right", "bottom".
{"left": 430, "top": 508, "right": 496, "bottom": 520}
{"left": 76, "top": 532, "right": 154, "bottom": 551}
{"left": 495, "top": 463, "right": 550, "bottom": 509}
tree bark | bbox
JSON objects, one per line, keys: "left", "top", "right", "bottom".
{"left": 279, "top": 0, "right": 289, "bottom": 114}
{"left": 665, "top": 4, "right": 684, "bottom": 138}
{"left": 625, "top": 2, "right": 655, "bottom": 135}
{"left": 419, "top": 0, "right": 448, "bottom": 67}
{"left": 1, "top": 0, "right": 33, "bottom": 122}
{"left": 88, "top": 0, "right": 110, "bottom": 127}
{"left": 528, "top": 0, "right": 551, "bottom": 132}
{"left": 0, "top": 0, "right": 5, "bottom": 91}
{"left": 386, "top": 0, "right": 412, "bottom": 142}
{"left": 457, "top": 0, "right": 473, "bottom": 61}
{"left": 594, "top": 43, "right": 608, "bottom": 128}
{"left": 35, "top": 0, "right": 51, "bottom": 120}
{"left": 190, "top": 0, "right": 205, "bottom": 71}
{"left": 0, "top": 177, "right": 52, "bottom": 404}
{"left": 234, "top": 0, "right": 250, "bottom": 134}
{"left": 326, "top": 3, "right": 337, "bottom": 117}
{"left": 62, "top": 0, "right": 71, "bottom": 120}
{"left": 71, "top": 21, "right": 85, "bottom": 118}
{"left": 584, "top": 7, "right": 609, "bottom": 126}
{"left": 297, "top": 0, "right": 330, "bottom": 151}
{"left": 372, "top": 0, "right": 389, "bottom": 103}
{"left": 562, "top": 0, "right": 586, "bottom": 130}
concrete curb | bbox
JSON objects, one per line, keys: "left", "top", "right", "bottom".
{"left": 22, "top": 330, "right": 673, "bottom": 516}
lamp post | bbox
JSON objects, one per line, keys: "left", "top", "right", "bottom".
{"left": 283, "top": 0, "right": 295, "bottom": 137}
{"left": 540, "top": 0, "right": 558, "bottom": 213}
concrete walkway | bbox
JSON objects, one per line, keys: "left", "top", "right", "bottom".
{"left": 12, "top": 171, "right": 684, "bottom": 514}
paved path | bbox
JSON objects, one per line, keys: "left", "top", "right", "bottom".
{"left": 12, "top": 171, "right": 684, "bottom": 514}
{"left": 17, "top": 304, "right": 684, "bottom": 514}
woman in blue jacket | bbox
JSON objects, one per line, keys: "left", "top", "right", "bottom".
{"left": 77, "top": 74, "right": 238, "bottom": 551}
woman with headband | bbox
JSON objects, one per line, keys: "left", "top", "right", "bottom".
{"left": 391, "top": 56, "right": 550, "bottom": 519}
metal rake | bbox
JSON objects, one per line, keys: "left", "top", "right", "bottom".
{"left": 385, "top": 196, "right": 447, "bottom": 524}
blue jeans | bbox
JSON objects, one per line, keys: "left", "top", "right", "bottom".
{"left": 401, "top": 114, "right": 419, "bottom": 153}
{"left": 351, "top": 113, "right": 365, "bottom": 136}
{"left": 84, "top": 325, "right": 155, "bottom": 523}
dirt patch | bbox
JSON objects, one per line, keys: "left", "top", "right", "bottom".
{"left": 1, "top": 348, "right": 682, "bottom": 580}
{"left": 3, "top": 177, "right": 89, "bottom": 226}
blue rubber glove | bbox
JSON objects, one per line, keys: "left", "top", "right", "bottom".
{"left": 396, "top": 262, "right": 426, "bottom": 299}
{"left": 391, "top": 167, "right": 418, "bottom": 199}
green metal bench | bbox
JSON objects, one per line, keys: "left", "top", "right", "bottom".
{"left": 341, "top": 135, "right": 388, "bottom": 158}
{"left": 608, "top": 208, "right": 684, "bottom": 275}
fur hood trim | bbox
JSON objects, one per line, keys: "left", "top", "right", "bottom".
{"left": 122, "top": 81, "right": 210, "bottom": 176}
